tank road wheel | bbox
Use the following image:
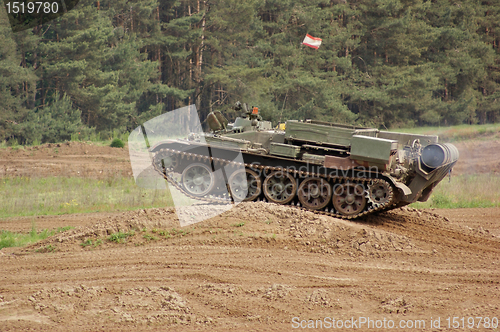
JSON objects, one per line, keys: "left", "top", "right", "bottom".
{"left": 332, "top": 182, "right": 367, "bottom": 216}
{"left": 263, "top": 170, "right": 296, "bottom": 204}
{"left": 181, "top": 163, "right": 215, "bottom": 197}
{"left": 297, "top": 177, "right": 332, "bottom": 210}
{"left": 367, "top": 179, "right": 394, "bottom": 208}
{"left": 228, "top": 169, "right": 262, "bottom": 202}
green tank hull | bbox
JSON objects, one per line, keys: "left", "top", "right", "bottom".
{"left": 149, "top": 103, "right": 458, "bottom": 219}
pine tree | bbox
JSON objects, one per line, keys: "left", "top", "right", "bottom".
{"left": 21, "top": 93, "right": 86, "bottom": 143}
{"left": 3, "top": 0, "right": 500, "bottom": 142}
{"left": 0, "top": 12, "right": 38, "bottom": 142}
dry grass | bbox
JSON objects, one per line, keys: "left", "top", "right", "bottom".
{"left": 411, "top": 174, "right": 500, "bottom": 209}
{"left": 394, "top": 123, "right": 500, "bottom": 142}
{"left": 0, "top": 175, "right": 174, "bottom": 218}
{"left": 2, "top": 173, "right": 498, "bottom": 218}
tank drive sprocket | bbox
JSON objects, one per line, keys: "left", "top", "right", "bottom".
{"left": 366, "top": 179, "right": 394, "bottom": 208}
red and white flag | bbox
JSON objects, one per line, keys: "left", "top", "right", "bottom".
{"left": 302, "top": 34, "right": 322, "bottom": 49}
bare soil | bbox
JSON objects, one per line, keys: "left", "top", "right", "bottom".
{"left": 0, "top": 140, "right": 499, "bottom": 331}
{"left": 451, "top": 139, "right": 500, "bottom": 175}
{"left": 0, "top": 141, "right": 132, "bottom": 178}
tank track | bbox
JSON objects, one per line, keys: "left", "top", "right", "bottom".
{"left": 152, "top": 148, "right": 398, "bottom": 220}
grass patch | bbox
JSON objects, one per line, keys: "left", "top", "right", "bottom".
{"left": 158, "top": 228, "right": 192, "bottom": 238}
{"left": 0, "top": 176, "right": 174, "bottom": 218}
{"left": 80, "top": 238, "right": 103, "bottom": 248}
{"left": 410, "top": 174, "right": 500, "bottom": 209}
{"left": 108, "top": 230, "right": 135, "bottom": 243}
{"left": 0, "top": 224, "right": 73, "bottom": 249}
{"left": 143, "top": 234, "right": 158, "bottom": 241}
{"left": 158, "top": 230, "right": 171, "bottom": 238}
{"left": 394, "top": 123, "right": 500, "bottom": 142}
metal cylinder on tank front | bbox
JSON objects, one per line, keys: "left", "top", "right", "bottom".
{"left": 421, "top": 143, "right": 459, "bottom": 170}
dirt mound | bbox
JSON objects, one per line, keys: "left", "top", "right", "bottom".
{"left": 225, "top": 202, "right": 417, "bottom": 255}
{"left": 30, "top": 207, "right": 179, "bottom": 250}
{"left": 2, "top": 138, "right": 500, "bottom": 331}
{"left": 27, "top": 202, "right": 424, "bottom": 257}
{"left": 25, "top": 201, "right": 500, "bottom": 262}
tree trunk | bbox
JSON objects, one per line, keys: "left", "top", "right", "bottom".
{"left": 196, "top": 1, "right": 206, "bottom": 110}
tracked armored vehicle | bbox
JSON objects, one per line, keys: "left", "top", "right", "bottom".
{"left": 150, "top": 102, "right": 459, "bottom": 219}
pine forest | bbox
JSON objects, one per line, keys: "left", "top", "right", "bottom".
{"left": 1, "top": 0, "right": 499, "bottom": 144}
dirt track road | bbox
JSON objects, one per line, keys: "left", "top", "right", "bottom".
{"left": 1, "top": 205, "right": 499, "bottom": 331}
{"left": 1, "top": 140, "right": 499, "bottom": 331}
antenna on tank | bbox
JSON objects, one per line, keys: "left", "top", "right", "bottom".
{"left": 278, "top": 93, "right": 288, "bottom": 128}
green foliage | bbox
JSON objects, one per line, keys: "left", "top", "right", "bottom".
{"left": 110, "top": 138, "right": 125, "bottom": 148}
{"left": 21, "top": 93, "right": 88, "bottom": 144}
{"left": 80, "top": 238, "right": 102, "bottom": 247}
{"left": 143, "top": 233, "right": 158, "bottom": 241}
{"left": 108, "top": 231, "right": 135, "bottom": 243}
{"left": 0, "top": 225, "right": 73, "bottom": 249}
{"left": 80, "top": 239, "right": 93, "bottom": 247}
{"left": 1, "top": 0, "right": 500, "bottom": 143}
{"left": 0, "top": 15, "right": 38, "bottom": 144}
{"left": 430, "top": 193, "right": 453, "bottom": 208}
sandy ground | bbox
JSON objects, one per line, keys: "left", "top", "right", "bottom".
{"left": 0, "top": 142, "right": 132, "bottom": 179}
{"left": 0, "top": 139, "right": 499, "bottom": 331}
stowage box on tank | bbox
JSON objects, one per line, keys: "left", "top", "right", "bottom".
{"left": 350, "top": 135, "right": 399, "bottom": 165}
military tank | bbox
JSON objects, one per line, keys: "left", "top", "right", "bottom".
{"left": 149, "top": 102, "right": 459, "bottom": 219}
